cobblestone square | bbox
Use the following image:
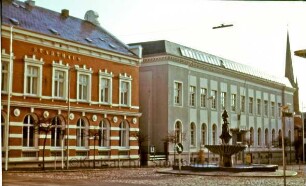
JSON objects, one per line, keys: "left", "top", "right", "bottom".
{"left": 3, "top": 165, "right": 306, "bottom": 186}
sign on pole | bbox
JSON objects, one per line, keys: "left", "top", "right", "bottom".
{"left": 176, "top": 143, "right": 183, "bottom": 154}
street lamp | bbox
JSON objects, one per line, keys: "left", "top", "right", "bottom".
{"left": 207, "top": 96, "right": 214, "bottom": 165}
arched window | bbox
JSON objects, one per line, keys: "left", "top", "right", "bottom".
{"left": 23, "top": 115, "right": 35, "bottom": 147}
{"left": 288, "top": 130, "right": 291, "bottom": 144}
{"left": 190, "top": 122, "right": 196, "bottom": 146}
{"left": 212, "top": 124, "right": 217, "bottom": 145}
{"left": 175, "top": 121, "right": 182, "bottom": 143}
{"left": 119, "top": 120, "right": 129, "bottom": 147}
{"left": 76, "top": 118, "right": 87, "bottom": 147}
{"left": 99, "top": 119, "right": 110, "bottom": 147}
{"left": 278, "top": 129, "right": 282, "bottom": 146}
{"left": 257, "top": 128, "right": 261, "bottom": 146}
{"left": 51, "top": 116, "right": 63, "bottom": 147}
{"left": 201, "top": 123, "right": 207, "bottom": 145}
{"left": 265, "top": 128, "right": 268, "bottom": 146}
{"left": 272, "top": 129, "right": 276, "bottom": 146}
{"left": 249, "top": 127, "right": 254, "bottom": 146}
{"left": 1, "top": 114, "right": 5, "bottom": 147}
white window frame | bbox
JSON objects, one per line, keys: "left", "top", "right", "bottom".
{"left": 119, "top": 120, "right": 129, "bottom": 148}
{"left": 189, "top": 86, "right": 196, "bottom": 107}
{"left": 99, "top": 70, "right": 113, "bottom": 105}
{"left": 271, "top": 101, "right": 275, "bottom": 117}
{"left": 1, "top": 49, "right": 13, "bottom": 94}
{"left": 201, "top": 123, "right": 207, "bottom": 145}
{"left": 257, "top": 99, "right": 261, "bottom": 115}
{"left": 200, "top": 88, "right": 207, "bottom": 108}
{"left": 221, "top": 92, "right": 226, "bottom": 110}
{"left": 23, "top": 115, "right": 36, "bottom": 148}
{"left": 119, "top": 73, "right": 132, "bottom": 107}
{"left": 211, "top": 90, "right": 217, "bottom": 109}
{"left": 264, "top": 100, "right": 268, "bottom": 116}
{"left": 240, "top": 95, "right": 245, "bottom": 113}
{"left": 51, "top": 116, "right": 64, "bottom": 148}
{"left": 24, "top": 55, "right": 44, "bottom": 97}
{"left": 249, "top": 97, "right": 254, "bottom": 114}
{"left": 52, "top": 61, "right": 69, "bottom": 100}
{"left": 190, "top": 122, "right": 196, "bottom": 147}
{"left": 99, "top": 119, "right": 110, "bottom": 147}
{"left": 175, "top": 121, "right": 182, "bottom": 143}
{"left": 75, "top": 65, "right": 92, "bottom": 103}
{"left": 231, "top": 94, "right": 237, "bottom": 112}
{"left": 174, "top": 81, "right": 183, "bottom": 106}
{"left": 76, "top": 118, "right": 88, "bottom": 148}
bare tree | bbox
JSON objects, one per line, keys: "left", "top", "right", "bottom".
{"left": 131, "top": 131, "right": 149, "bottom": 165}
{"left": 162, "top": 130, "right": 187, "bottom": 163}
{"left": 38, "top": 118, "right": 53, "bottom": 170}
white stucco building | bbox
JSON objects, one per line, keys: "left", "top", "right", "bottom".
{"left": 133, "top": 40, "right": 295, "bottom": 165}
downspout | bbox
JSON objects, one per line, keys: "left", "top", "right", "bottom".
{"left": 5, "top": 26, "right": 13, "bottom": 171}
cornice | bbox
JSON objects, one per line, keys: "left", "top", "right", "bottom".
{"left": 1, "top": 100, "right": 142, "bottom": 117}
{"left": 1, "top": 25, "right": 142, "bottom": 67}
{"left": 143, "top": 54, "right": 294, "bottom": 92}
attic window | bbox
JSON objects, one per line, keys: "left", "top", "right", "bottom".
{"left": 20, "top": 4, "right": 26, "bottom": 9}
{"left": 109, "top": 43, "right": 117, "bottom": 49}
{"left": 49, "top": 28, "right": 59, "bottom": 35}
{"left": 12, "top": 2, "right": 20, "bottom": 8}
{"left": 220, "top": 60, "right": 225, "bottom": 68}
{"left": 9, "top": 18, "right": 19, "bottom": 25}
{"left": 85, "top": 37, "right": 93, "bottom": 43}
{"left": 99, "top": 37, "right": 105, "bottom": 42}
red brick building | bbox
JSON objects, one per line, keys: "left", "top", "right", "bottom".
{"left": 1, "top": 0, "right": 142, "bottom": 169}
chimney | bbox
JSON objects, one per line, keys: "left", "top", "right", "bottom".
{"left": 61, "top": 9, "right": 69, "bottom": 18}
{"left": 25, "top": 0, "right": 35, "bottom": 6}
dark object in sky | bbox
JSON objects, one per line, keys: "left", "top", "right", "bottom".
{"left": 212, "top": 24, "right": 234, "bottom": 29}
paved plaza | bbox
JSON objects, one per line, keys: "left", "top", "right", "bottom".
{"left": 2, "top": 165, "right": 306, "bottom": 186}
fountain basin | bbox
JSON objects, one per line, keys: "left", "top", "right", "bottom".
{"left": 173, "top": 164, "right": 278, "bottom": 172}
{"left": 205, "top": 145, "right": 246, "bottom": 167}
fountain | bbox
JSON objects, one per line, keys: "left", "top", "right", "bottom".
{"left": 172, "top": 110, "right": 278, "bottom": 172}
{"left": 205, "top": 110, "right": 246, "bottom": 167}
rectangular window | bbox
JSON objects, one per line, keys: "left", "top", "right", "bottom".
{"left": 264, "top": 100, "right": 268, "bottom": 116}
{"left": 1, "top": 62, "right": 8, "bottom": 92}
{"left": 278, "top": 103, "right": 282, "bottom": 117}
{"left": 200, "top": 88, "right": 207, "bottom": 107}
{"left": 211, "top": 90, "right": 217, "bottom": 109}
{"left": 241, "top": 96, "right": 245, "bottom": 112}
{"left": 26, "top": 66, "right": 39, "bottom": 95}
{"left": 174, "top": 82, "right": 182, "bottom": 106}
{"left": 100, "top": 78, "right": 110, "bottom": 103}
{"left": 78, "top": 74, "right": 89, "bottom": 101}
{"left": 54, "top": 70, "right": 65, "bottom": 98}
{"left": 189, "top": 86, "right": 196, "bottom": 106}
{"left": 271, "top": 102, "right": 275, "bottom": 117}
{"left": 257, "top": 99, "right": 261, "bottom": 115}
{"left": 221, "top": 92, "right": 226, "bottom": 110}
{"left": 120, "top": 81, "right": 129, "bottom": 105}
{"left": 231, "top": 94, "right": 236, "bottom": 111}
{"left": 249, "top": 97, "right": 253, "bottom": 114}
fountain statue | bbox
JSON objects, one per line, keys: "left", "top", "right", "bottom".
{"left": 205, "top": 110, "right": 246, "bottom": 167}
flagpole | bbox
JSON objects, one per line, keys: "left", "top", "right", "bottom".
{"left": 5, "top": 26, "right": 13, "bottom": 171}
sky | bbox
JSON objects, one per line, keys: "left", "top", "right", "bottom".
{"left": 20, "top": 0, "right": 306, "bottom": 111}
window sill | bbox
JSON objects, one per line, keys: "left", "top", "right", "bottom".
{"left": 22, "top": 148, "right": 39, "bottom": 152}
{"left": 118, "top": 147, "right": 130, "bottom": 151}
{"left": 97, "top": 147, "right": 110, "bottom": 151}
{"left": 75, "top": 147, "right": 89, "bottom": 151}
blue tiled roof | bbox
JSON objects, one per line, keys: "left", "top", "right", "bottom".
{"left": 2, "top": 0, "right": 135, "bottom": 56}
